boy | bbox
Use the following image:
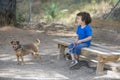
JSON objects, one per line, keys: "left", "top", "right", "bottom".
{"left": 68, "top": 12, "right": 92, "bottom": 67}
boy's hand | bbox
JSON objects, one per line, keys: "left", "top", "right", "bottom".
{"left": 74, "top": 40, "right": 82, "bottom": 44}
{"left": 74, "top": 40, "right": 78, "bottom": 44}
{"left": 77, "top": 40, "right": 82, "bottom": 43}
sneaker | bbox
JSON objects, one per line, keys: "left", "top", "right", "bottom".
{"left": 70, "top": 60, "right": 78, "bottom": 67}
{"left": 71, "top": 60, "right": 75, "bottom": 64}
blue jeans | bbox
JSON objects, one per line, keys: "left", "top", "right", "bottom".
{"left": 68, "top": 43, "right": 89, "bottom": 56}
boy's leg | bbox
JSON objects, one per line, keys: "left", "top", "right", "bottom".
{"left": 75, "top": 43, "right": 88, "bottom": 56}
{"left": 68, "top": 43, "right": 78, "bottom": 66}
{"left": 75, "top": 55, "right": 79, "bottom": 60}
{"left": 71, "top": 54, "right": 75, "bottom": 60}
{"left": 70, "top": 54, "right": 79, "bottom": 67}
{"left": 68, "top": 43, "right": 76, "bottom": 61}
{"left": 70, "top": 43, "right": 88, "bottom": 67}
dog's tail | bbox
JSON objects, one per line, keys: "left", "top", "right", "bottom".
{"left": 35, "top": 39, "right": 40, "bottom": 45}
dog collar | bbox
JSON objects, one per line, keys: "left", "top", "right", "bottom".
{"left": 15, "top": 45, "right": 22, "bottom": 51}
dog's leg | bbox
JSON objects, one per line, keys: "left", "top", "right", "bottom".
{"left": 32, "top": 52, "right": 41, "bottom": 63}
{"left": 17, "top": 55, "right": 20, "bottom": 65}
{"left": 20, "top": 56, "right": 25, "bottom": 65}
{"left": 35, "top": 53, "right": 41, "bottom": 63}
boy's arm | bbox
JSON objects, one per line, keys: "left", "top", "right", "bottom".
{"left": 73, "top": 34, "right": 79, "bottom": 43}
{"left": 77, "top": 36, "right": 92, "bottom": 43}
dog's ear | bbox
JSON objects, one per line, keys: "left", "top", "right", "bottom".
{"left": 11, "top": 41, "right": 13, "bottom": 44}
{"left": 16, "top": 41, "right": 20, "bottom": 44}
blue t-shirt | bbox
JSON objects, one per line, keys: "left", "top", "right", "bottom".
{"left": 76, "top": 25, "right": 92, "bottom": 46}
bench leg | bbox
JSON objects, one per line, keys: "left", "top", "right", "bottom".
{"left": 57, "top": 45, "right": 66, "bottom": 59}
{"left": 96, "top": 55, "right": 105, "bottom": 75}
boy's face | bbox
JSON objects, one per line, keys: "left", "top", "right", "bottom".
{"left": 76, "top": 16, "right": 84, "bottom": 25}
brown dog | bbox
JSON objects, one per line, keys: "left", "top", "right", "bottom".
{"left": 11, "top": 39, "right": 41, "bottom": 65}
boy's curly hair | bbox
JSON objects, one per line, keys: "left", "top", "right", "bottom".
{"left": 77, "top": 12, "right": 92, "bottom": 25}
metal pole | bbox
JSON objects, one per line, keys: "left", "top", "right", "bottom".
{"left": 104, "top": 0, "right": 120, "bottom": 20}
{"left": 29, "top": 0, "right": 32, "bottom": 22}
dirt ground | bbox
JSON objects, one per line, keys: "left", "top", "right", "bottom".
{"left": 0, "top": 26, "right": 114, "bottom": 80}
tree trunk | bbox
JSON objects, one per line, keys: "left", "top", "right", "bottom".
{"left": 0, "top": 0, "right": 16, "bottom": 27}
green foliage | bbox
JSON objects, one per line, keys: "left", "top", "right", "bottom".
{"left": 44, "top": 2, "right": 68, "bottom": 23}
{"left": 16, "top": 13, "right": 25, "bottom": 23}
{"left": 44, "top": 3, "right": 58, "bottom": 20}
{"left": 16, "top": 0, "right": 29, "bottom": 23}
{"left": 43, "top": 3, "right": 57, "bottom": 23}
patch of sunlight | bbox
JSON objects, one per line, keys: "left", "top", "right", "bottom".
{"left": 0, "top": 26, "right": 14, "bottom": 31}
{"left": 29, "top": 30, "right": 44, "bottom": 33}
{"left": 111, "top": 51, "right": 120, "bottom": 55}
{"left": 0, "top": 54, "right": 15, "bottom": 61}
{"left": 0, "top": 53, "right": 32, "bottom": 62}
{"left": 47, "top": 31, "right": 76, "bottom": 37}
{"left": 0, "top": 69, "right": 69, "bottom": 80}
{"left": 94, "top": 71, "right": 120, "bottom": 79}
{"left": 35, "top": 30, "right": 44, "bottom": 33}
{"left": 91, "top": 59, "right": 98, "bottom": 63}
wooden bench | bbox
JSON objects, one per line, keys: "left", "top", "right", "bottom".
{"left": 53, "top": 38, "right": 120, "bottom": 75}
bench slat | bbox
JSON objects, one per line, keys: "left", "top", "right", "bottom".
{"left": 82, "top": 46, "right": 120, "bottom": 56}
